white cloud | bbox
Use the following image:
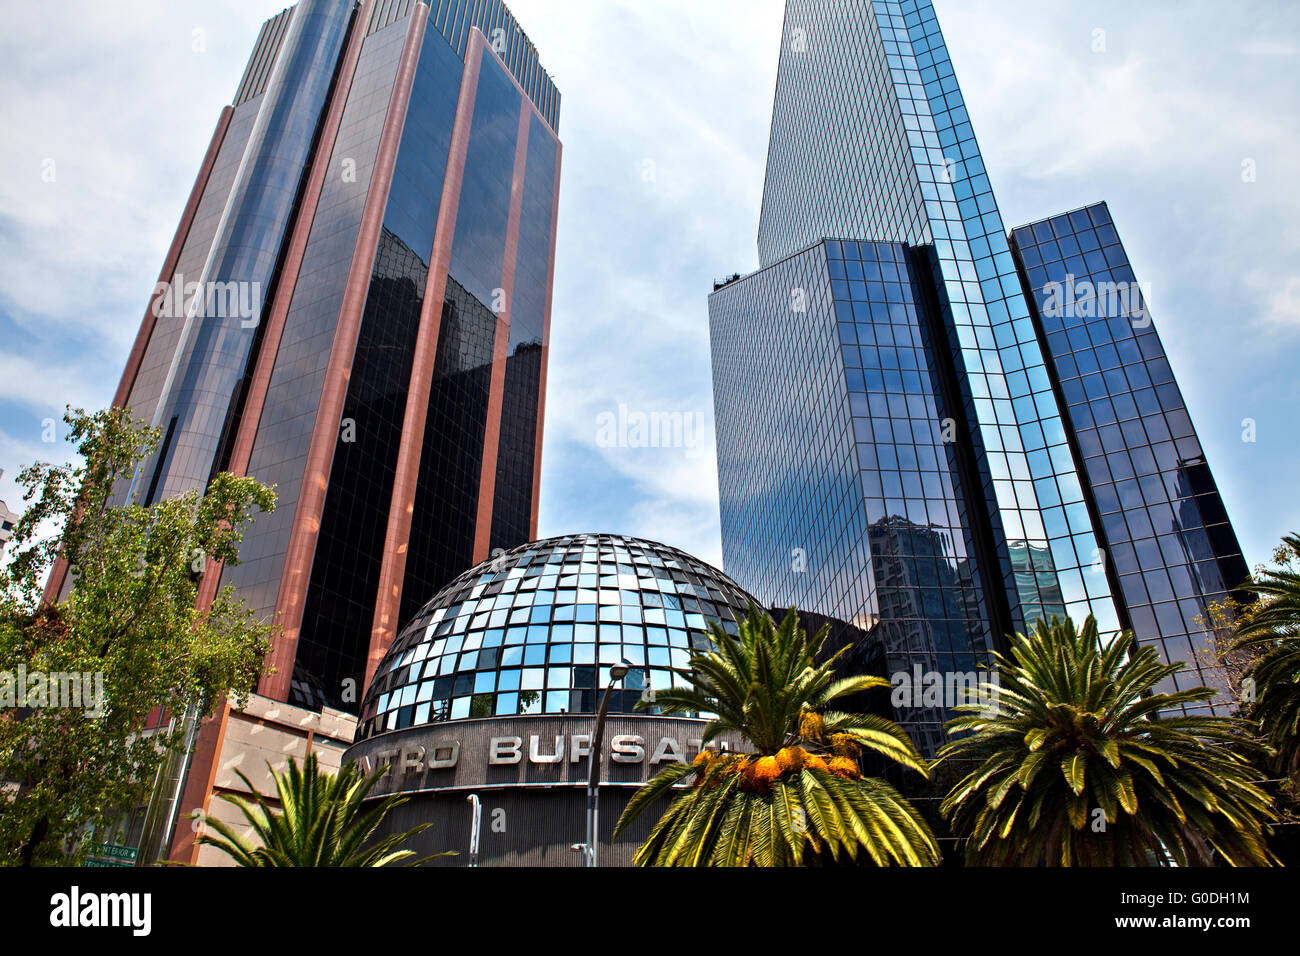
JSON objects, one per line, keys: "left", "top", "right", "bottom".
{"left": 0, "top": 1, "right": 274, "bottom": 342}
{"left": 3, "top": 0, "right": 1298, "bottom": 578}
{"left": 938, "top": 0, "right": 1300, "bottom": 565}
{"left": 1246, "top": 272, "right": 1300, "bottom": 330}
{"left": 1239, "top": 39, "right": 1296, "bottom": 57}
{"left": 0, "top": 353, "right": 107, "bottom": 417}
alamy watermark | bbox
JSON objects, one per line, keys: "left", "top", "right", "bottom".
{"left": 891, "top": 664, "right": 1000, "bottom": 717}
{"left": 0, "top": 665, "right": 105, "bottom": 717}
{"left": 151, "top": 273, "right": 262, "bottom": 328}
{"left": 50, "top": 886, "right": 150, "bottom": 936}
{"left": 1039, "top": 273, "right": 1151, "bottom": 327}
{"left": 595, "top": 404, "right": 704, "bottom": 449}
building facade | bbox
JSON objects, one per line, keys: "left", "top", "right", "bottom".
{"left": 347, "top": 533, "right": 760, "bottom": 865}
{"left": 44, "top": 0, "right": 562, "bottom": 864}
{"left": 1010, "top": 202, "right": 1250, "bottom": 699}
{"left": 0, "top": 497, "right": 16, "bottom": 555}
{"left": 710, "top": 0, "right": 1247, "bottom": 749}
{"left": 51, "top": 0, "right": 561, "bottom": 711}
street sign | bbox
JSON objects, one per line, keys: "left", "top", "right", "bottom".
{"left": 84, "top": 843, "right": 138, "bottom": 867}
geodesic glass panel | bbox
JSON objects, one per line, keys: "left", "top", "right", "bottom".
{"left": 356, "top": 533, "right": 762, "bottom": 739}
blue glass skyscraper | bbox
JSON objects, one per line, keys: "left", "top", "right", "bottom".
{"left": 1010, "top": 202, "right": 1250, "bottom": 699}
{"left": 710, "top": 0, "right": 1247, "bottom": 746}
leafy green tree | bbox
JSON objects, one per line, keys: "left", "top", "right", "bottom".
{"left": 1227, "top": 534, "right": 1300, "bottom": 781}
{"left": 0, "top": 407, "right": 276, "bottom": 865}
{"left": 614, "top": 606, "right": 939, "bottom": 866}
{"left": 937, "top": 615, "right": 1277, "bottom": 866}
{"left": 195, "top": 753, "right": 448, "bottom": 866}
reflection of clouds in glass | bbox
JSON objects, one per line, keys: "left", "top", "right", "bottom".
{"left": 357, "top": 532, "right": 762, "bottom": 740}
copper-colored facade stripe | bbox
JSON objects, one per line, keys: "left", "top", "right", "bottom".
{"left": 166, "top": 696, "right": 232, "bottom": 863}
{"left": 440, "top": 25, "right": 560, "bottom": 547}
{"left": 363, "top": 29, "right": 484, "bottom": 691}
{"left": 226, "top": 1, "right": 376, "bottom": 484}
{"left": 529, "top": 141, "right": 563, "bottom": 539}
{"left": 166, "top": 555, "right": 228, "bottom": 864}
{"left": 184, "top": 0, "right": 378, "bottom": 623}
{"left": 165, "top": 8, "right": 380, "bottom": 862}
{"left": 166, "top": 0, "right": 378, "bottom": 692}
{"left": 260, "top": 2, "right": 430, "bottom": 703}
{"left": 41, "top": 556, "right": 69, "bottom": 609}
{"left": 114, "top": 107, "right": 234, "bottom": 412}
{"left": 41, "top": 107, "right": 235, "bottom": 608}
{"left": 478, "top": 23, "right": 556, "bottom": 136}
{"left": 454, "top": 23, "right": 561, "bottom": 546}
{"left": 471, "top": 96, "right": 531, "bottom": 564}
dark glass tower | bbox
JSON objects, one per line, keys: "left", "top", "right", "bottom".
{"left": 48, "top": 0, "right": 563, "bottom": 714}
{"left": 710, "top": 0, "right": 1245, "bottom": 747}
{"left": 1010, "top": 202, "right": 1250, "bottom": 698}
{"left": 62, "top": 0, "right": 564, "bottom": 866}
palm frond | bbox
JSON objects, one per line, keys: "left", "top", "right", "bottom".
{"left": 194, "top": 753, "right": 451, "bottom": 867}
{"left": 938, "top": 614, "right": 1278, "bottom": 866}
{"left": 616, "top": 605, "right": 936, "bottom": 866}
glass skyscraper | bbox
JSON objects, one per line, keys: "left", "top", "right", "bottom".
{"left": 1010, "top": 202, "right": 1250, "bottom": 699}
{"left": 47, "top": 0, "right": 562, "bottom": 713}
{"left": 710, "top": 0, "right": 1247, "bottom": 747}
{"left": 41, "top": 0, "right": 562, "bottom": 863}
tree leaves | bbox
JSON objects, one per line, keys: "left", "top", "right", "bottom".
{"left": 1228, "top": 533, "right": 1300, "bottom": 780}
{"left": 615, "top": 606, "right": 938, "bottom": 866}
{"left": 194, "top": 754, "right": 448, "bottom": 866}
{"left": 936, "top": 615, "right": 1278, "bottom": 866}
{"left": 0, "top": 406, "right": 277, "bottom": 864}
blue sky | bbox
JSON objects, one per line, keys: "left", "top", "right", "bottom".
{"left": 1, "top": 0, "right": 1297, "bottom": 576}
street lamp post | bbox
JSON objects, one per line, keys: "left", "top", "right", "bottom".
{"left": 583, "top": 662, "right": 628, "bottom": 867}
{"left": 466, "top": 793, "right": 481, "bottom": 868}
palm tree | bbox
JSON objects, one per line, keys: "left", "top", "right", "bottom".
{"left": 936, "top": 615, "right": 1277, "bottom": 866}
{"left": 194, "top": 753, "right": 450, "bottom": 866}
{"left": 1230, "top": 533, "right": 1300, "bottom": 780}
{"left": 613, "top": 606, "right": 939, "bottom": 866}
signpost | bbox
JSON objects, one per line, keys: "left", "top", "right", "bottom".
{"left": 84, "top": 843, "right": 138, "bottom": 867}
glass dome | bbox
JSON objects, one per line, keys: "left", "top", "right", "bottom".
{"left": 356, "top": 533, "right": 763, "bottom": 740}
